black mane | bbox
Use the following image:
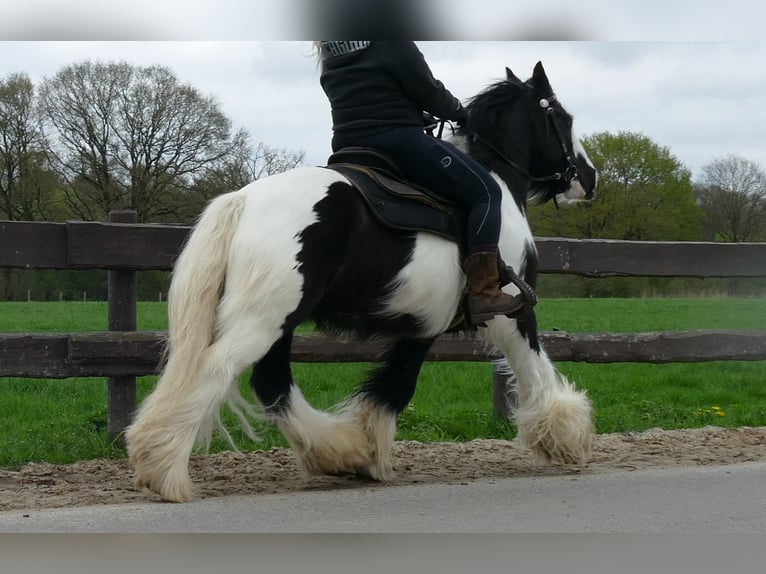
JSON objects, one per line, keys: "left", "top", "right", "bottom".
{"left": 465, "top": 77, "right": 527, "bottom": 135}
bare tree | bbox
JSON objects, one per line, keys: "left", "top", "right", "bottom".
{"left": 695, "top": 154, "right": 766, "bottom": 242}
{"left": 247, "top": 141, "right": 305, "bottom": 180}
{"left": 38, "top": 61, "right": 251, "bottom": 222}
{"left": 200, "top": 140, "right": 304, "bottom": 190}
{"left": 0, "top": 72, "right": 60, "bottom": 222}
{"left": 0, "top": 72, "right": 65, "bottom": 300}
{"left": 184, "top": 139, "right": 305, "bottom": 223}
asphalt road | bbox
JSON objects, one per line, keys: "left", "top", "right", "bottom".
{"left": 2, "top": 462, "right": 765, "bottom": 533}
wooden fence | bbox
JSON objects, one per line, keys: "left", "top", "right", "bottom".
{"left": 2, "top": 211, "right": 766, "bottom": 434}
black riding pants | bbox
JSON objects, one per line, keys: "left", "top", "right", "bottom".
{"left": 333, "top": 127, "right": 503, "bottom": 253}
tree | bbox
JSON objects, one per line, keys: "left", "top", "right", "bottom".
{"left": 38, "top": 61, "right": 252, "bottom": 222}
{"left": 0, "top": 72, "right": 65, "bottom": 300}
{"left": 0, "top": 72, "right": 61, "bottom": 222}
{"left": 151, "top": 138, "right": 306, "bottom": 224}
{"left": 528, "top": 131, "right": 701, "bottom": 241}
{"left": 695, "top": 154, "right": 766, "bottom": 242}
{"left": 191, "top": 140, "right": 305, "bottom": 200}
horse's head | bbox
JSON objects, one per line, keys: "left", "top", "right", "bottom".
{"left": 521, "top": 61, "right": 597, "bottom": 205}
{"left": 464, "top": 61, "right": 597, "bottom": 207}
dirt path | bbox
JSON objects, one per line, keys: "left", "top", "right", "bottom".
{"left": 1, "top": 425, "right": 765, "bottom": 512}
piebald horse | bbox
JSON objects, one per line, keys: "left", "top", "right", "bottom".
{"left": 126, "top": 61, "right": 597, "bottom": 502}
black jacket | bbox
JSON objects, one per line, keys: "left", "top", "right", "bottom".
{"left": 319, "top": 41, "right": 465, "bottom": 138}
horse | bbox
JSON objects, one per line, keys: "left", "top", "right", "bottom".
{"left": 126, "top": 61, "right": 598, "bottom": 502}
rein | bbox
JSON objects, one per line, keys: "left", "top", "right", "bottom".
{"left": 429, "top": 95, "right": 579, "bottom": 192}
{"left": 427, "top": 95, "right": 578, "bottom": 210}
{"left": 470, "top": 132, "right": 567, "bottom": 184}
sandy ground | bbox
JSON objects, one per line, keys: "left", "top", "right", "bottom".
{"left": 1, "top": 425, "right": 765, "bottom": 512}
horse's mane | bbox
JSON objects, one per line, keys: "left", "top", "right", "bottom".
{"left": 464, "top": 77, "right": 527, "bottom": 138}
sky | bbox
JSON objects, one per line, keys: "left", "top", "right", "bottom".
{"left": 1, "top": 1, "right": 765, "bottom": 181}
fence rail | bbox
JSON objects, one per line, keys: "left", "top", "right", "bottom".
{"left": 4, "top": 219, "right": 766, "bottom": 276}
{"left": 2, "top": 330, "right": 766, "bottom": 379}
{"left": 2, "top": 214, "right": 765, "bottom": 435}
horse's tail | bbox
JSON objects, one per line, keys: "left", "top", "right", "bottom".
{"left": 164, "top": 191, "right": 246, "bottom": 376}
{"left": 126, "top": 191, "right": 247, "bottom": 501}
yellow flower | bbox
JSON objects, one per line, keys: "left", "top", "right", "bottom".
{"left": 695, "top": 406, "right": 725, "bottom": 417}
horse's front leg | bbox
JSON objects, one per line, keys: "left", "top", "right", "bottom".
{"left": 484, "top": 312, "right": 594, "bottom": 466}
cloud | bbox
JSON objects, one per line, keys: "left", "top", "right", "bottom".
{"left": 2, "top": 40, "right": 765, "bottom": 179}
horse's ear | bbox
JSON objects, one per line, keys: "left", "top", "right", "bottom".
{"left": 505, "top": 66, "right": 521, "bottom": 83}
{"left": 532, "top": 61, "right": 553, "bottom": 95}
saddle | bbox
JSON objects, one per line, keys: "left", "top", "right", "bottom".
{"left": 324, "top": 146, "right": 465, "bottom": 245}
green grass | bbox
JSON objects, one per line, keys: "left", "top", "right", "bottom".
{"left": 2, "top": 298, "right": 764, "bottom": 333}
{"left": 0, "top": 299, "right": 764, "bottom": 468}
{"left": 533, "top": 297, "right": 766, "bottom": 332}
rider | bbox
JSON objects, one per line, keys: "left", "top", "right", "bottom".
{"left": 316, "top": 41, "right": 525, "bottom": 324}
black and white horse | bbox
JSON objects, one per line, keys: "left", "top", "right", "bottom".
{"left": 126, "top": 62, "right": 598, "bottom": 502}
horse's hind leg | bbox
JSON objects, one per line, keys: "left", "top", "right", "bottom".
{"left": 250, "top": 332, "right": 371, "bottom": 477}
{"left": 255, "top": 337, "right": 433, "bottom": 480}
{"left": 128, "top": 314, "right": 284, "bottom": 502}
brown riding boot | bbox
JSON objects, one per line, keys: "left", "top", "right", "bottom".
{"left": 464, "top": 252, "right": 526, "bottom": 324}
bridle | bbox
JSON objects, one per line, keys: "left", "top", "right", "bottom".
{"left": 425, "top": 95, "right": 580, "bottom": 209}
{"left": 468, "top": 94, "right": 580, "bottom": 185}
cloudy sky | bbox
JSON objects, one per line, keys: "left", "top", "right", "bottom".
{"left": 1, "top": 2, "right": 764, "bottom": 181}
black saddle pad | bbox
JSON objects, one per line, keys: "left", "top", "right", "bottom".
{"left": 325, "top": 148, "right": 463, "bottom": 244}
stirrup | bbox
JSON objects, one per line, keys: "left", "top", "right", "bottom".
{"left": 468, "top": 293, "right": 526, "bottom": 327}
{"left": 501, "top": 264, "right": 537, "bottom": 314}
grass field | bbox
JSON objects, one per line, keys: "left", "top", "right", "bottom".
{"left": 1, "top": 298, "right": 764, "bottom": 468}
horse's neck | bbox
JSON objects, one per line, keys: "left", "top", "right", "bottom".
{"left": 446, "top": 133, "right": 529, "bottom": 212}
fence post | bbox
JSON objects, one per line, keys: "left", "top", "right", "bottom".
{"left": 492, "top": 360, "right": 517, "bottom": 420}
{"left": 107, "top": 210, "right": 138, "bottom": 440}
